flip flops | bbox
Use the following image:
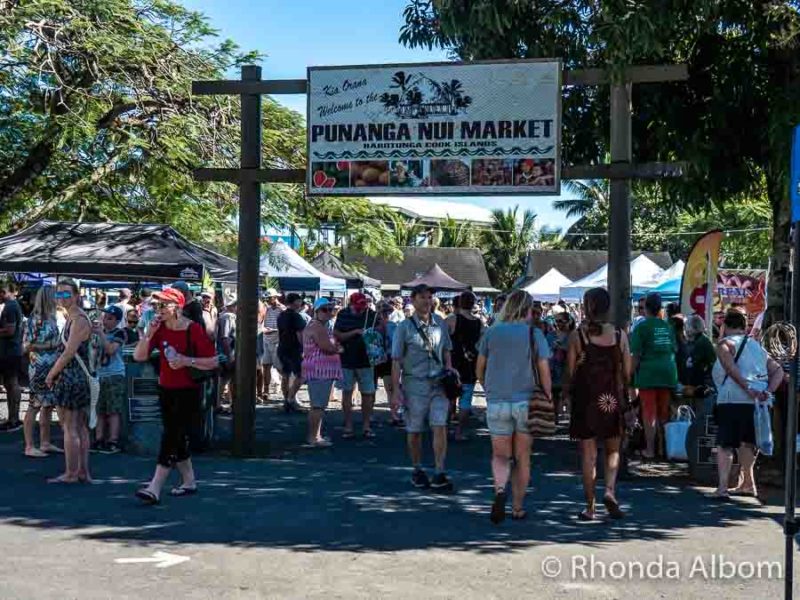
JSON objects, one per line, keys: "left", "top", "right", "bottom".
{"left": 135, "top": 488, "right": 160, "bottom": 505}
{"left": 603, "top": 495, "right": 626, "bottom": 520}
{"left": 490, "top": 491, "right": 507, "bottom": 525}
{"left": 511, "top": 509, "right": 528, "bottom": 521}
{"left": 169, "top": 485, "right": 198, "bottom": 497}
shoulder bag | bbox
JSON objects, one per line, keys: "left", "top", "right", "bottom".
{"left": 527, "top": 326, "right": 557, "bottom": 437}
{"left": 60, "top": 320, "right": 100, "bottom": 429}
{"left": 410, "top": 316, "right": 462, "bottom": 401}
{"left": 362, "top": 310, "right": 387, "bottom": 366}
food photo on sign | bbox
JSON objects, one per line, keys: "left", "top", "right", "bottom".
{"left": 306, "top": 59, "right": 561, "bottom": 196}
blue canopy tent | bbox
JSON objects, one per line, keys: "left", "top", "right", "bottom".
{"left": 632, "top": 277, "right": 681, "bottom": 301}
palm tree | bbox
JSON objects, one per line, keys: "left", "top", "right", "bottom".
{"left": 432, "top": 215, "right": 477, "bottom": 248}
{"left": 480, "top": 206, "right": 537, "bottom": 290}
{"left": 387, "top": 212, "right": 428, "bottom": 247}
{"left": 536, "top": 225, "right": 567, "bottom": 250}
{"left": 554, "top": 179, "right": 609, "bottom": 250}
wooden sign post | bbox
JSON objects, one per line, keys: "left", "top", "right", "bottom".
{"left": 193, "top": 63, "right": 688, "bottom": 456}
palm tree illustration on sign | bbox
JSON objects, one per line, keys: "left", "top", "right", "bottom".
{"left": 380, "top": 71, "right": 472, "bottom": 119}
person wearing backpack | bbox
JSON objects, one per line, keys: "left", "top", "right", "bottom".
{"left": 710, "top": 309, "right": 784, "bottom": 500}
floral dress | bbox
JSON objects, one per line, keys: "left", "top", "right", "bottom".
{"left": 569, "top": 326, "right": 625, "bottom": 440}
{"left": 27, "top": 316, "right": 59, "bottom": 407}
{"left": 53, "top": 315, "right": 92, "bottom": 410}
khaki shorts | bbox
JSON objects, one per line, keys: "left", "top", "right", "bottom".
{"left": 403, "top": 378, "right": 448, "bottom": 433}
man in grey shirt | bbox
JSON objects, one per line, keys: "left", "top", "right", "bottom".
{"left": 392, "top": 284, "right": 455, "bottom": 492}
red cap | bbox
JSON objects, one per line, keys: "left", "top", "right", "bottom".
{"left": 152, "top": 287, "right": 185, "bottom": 308}
{"left": 350, "top": 292, "right": 368, "bottom": 309}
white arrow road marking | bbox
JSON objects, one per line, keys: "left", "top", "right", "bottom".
{"left": 115, "top": 551, "right": 190, "bottom": 569}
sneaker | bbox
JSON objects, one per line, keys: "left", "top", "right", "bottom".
{"left": 411, "top": 468, "right": 431, "bottom": 489}
{"left": 0, "top": 420, "right": 22, "bottom": 433}
{"left": 101, "top": 442, "right": 122, "bottom": 455}
{"left": 90, "top": 440, "right": 105, "bottom": 453}
{"left": 430, "top": 473, "right": 454, "bottom": 493}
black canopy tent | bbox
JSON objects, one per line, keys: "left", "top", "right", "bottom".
{"left": 310, "top": 250, "right": 381, "bottom": 289}
{"left": 0, "top": 221, "right": 238, "bottom": 282}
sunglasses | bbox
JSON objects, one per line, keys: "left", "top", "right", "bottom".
{"left": 127, "top": 319, "right": 139, "bottom": 324}
{"left": 55, "top": 291, "right": 73, "bottom": 299}
{"left": 317, "top": 306, "right": 332, "bottom": 313}
{"left": 155, "top": 301, "right": 176, "bottom": 310}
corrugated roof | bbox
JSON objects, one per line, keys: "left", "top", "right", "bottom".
{"left": 345, "top": 247, "right": 495, "bottom": 292}
{"left": 523, "top": 250, "right": 673, "bottom": 283}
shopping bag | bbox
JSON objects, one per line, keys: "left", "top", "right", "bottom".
{"left": 665, "top": 405, "right": 695, "bottom": 461}
{"left": 754, "top": 399, "right": 774, "bottom": 456}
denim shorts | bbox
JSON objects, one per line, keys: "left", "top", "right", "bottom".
{"left": 404, "top": 378, "right": 449, "bottom": 433}
{"left": 339, "top": 367, "right": 376, "bottom": 394}
{"left": 458, "top": 384, "right": 476, "bottom": 411}
{"left": 307, "top": 379, "right": 335, "bottom": 410}
{"left": 486, "top": 400, "right": 530, "bottom": 436}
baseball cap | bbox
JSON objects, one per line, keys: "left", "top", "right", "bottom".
{"left": 265, "top": 288, "right": 279, "bottom": 298}
{"left": 171, "top": 281, "right": 190, "bottom": 293}
{"left": 101, "top": 306, "right": 123, "bottom": 321}
{"left": 350, "top": 292, "right": 368, "bottom": 308}
{"left": 313, "top": 298, "right": 332, "bottom": 311}
{"left": 200, "top": 289, "right": 214, "bottom": 298}
{"left": 152, "top": 288, "right": 186, "bottom": 308}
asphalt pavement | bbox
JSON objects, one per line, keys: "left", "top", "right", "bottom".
{"left": 0, "top": 388, "right": 795, "bottom": 599}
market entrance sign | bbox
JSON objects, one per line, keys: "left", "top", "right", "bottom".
{"left": 307, "top": 60, "right": 561, "bottom": 196}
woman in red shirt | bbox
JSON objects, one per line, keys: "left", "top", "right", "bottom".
{"left": 132, "top": 288, "right": 217, "bottom": 505}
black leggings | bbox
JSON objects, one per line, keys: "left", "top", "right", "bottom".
{"left": 158, "top": 387, "right": 201, "bottom": 467}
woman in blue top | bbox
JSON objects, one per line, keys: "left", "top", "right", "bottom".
{"left": 23, "top": 285, "right": 61, "bottom": 457}
{"left": 476, "top": 290, "right": 551, "bottom": 524}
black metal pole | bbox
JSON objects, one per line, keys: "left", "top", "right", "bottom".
{"left": 233, "top": 65, "right": 262, "bottom": 456}
{"left": 786, "top": 223, "right": 800, "bottom": 600}
{"left": 608, "top": 83, "right": 632, "bottom": 328}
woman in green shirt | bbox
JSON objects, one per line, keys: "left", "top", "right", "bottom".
{"left": 630, "top": 293, "right": 678, "bottom": 459}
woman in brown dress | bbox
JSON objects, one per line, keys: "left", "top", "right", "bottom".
{"left": 565, "top": 287, "right": 631, "bottom": 521}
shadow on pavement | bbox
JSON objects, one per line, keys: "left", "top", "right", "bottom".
{"left": 0, "top": 403, "right": 776, "bottom": 554}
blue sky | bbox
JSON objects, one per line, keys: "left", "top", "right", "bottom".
{"left": 179, "top": 0, "right": 578, "bottom": 229}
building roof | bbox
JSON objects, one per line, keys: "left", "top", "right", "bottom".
{"left": 345, "top": 247, "right": 496, "bottom": 293}
{"left": 401, "top": 264, "right": 470, "bottom": 291}
{"left": 522, "top": 249, "right": 673, "bottom": 284}
{"left": 369, "top": 196, "right": 494, "bottom": 225}
{"left": 310, "top": 251, "right": 381, "bottom": 288}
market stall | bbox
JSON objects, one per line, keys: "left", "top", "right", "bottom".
{"left": 260, "top": 240, "right": 346, "bottom": 294}
{"left": 400, "top": 263, "right": 470, "bottom": 292}
{"left": 521, "top": 267, "right": 572, "bottom": 302}
{"left": 559, "top": 254, "right": 665, "bottom": 302}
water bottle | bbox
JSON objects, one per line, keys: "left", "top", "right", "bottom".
{"left": 163, "top": 342, "right": 177, "bottom": 361}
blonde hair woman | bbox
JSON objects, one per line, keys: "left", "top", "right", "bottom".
{"left": 23, "top": 285, "right": 62, "bottom": 457}
{"left": 476, "top": 290, "right": 552, "bottom": 524}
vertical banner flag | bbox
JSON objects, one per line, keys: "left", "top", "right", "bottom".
{"left": 792, "top": 124, "right": 800, "bottom": 223}
{"left": 680, "top": 230, "right": 723, "bottom": 321}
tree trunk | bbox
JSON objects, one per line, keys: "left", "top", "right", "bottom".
{"left": 767, "top": 169, "right": 791, "bottom": 325}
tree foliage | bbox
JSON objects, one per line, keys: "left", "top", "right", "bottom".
{"left": 401, "top": 0, "right": 800, "bottom": 318}
{"left": 0, "top": 0, "right": 400, "bottom": 261}
{"left": 480, "top": 206, "right": 537, "bottom": 290}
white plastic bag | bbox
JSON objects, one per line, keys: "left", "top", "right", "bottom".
{"left": 754, "top": 398, "right": 774, "bottom": 456}
{"left": 665, "top": 405, "right": 695, "bottom": 461}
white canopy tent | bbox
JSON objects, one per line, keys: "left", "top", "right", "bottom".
{"left": 259, "top": 239, "right": 346, "bottom": 294}
{"left": 559, "top": 254, "right": 665, "bottom": 302}
{"left": 522, "top": 267, "right": 572, "bottom": 302}
{"left": 638, "top": 259, "right": 685, "bottom": 290}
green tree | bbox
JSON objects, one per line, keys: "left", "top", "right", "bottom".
{"left": 481, "top": 206, "right": 537, "bottom": 290}
{"left": 387, "top": 213, "right": 429, "bottom": 247}
{"left": 401, "top": 0, "right": 800, "bottom": 320}
{"left": 431, "top": 215, "right": 477, "bottom": 248}
{"left": 0, "top": 0, "right": 401, "bottom": 261}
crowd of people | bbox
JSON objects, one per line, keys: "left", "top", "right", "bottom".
{"left": 0, "top": 276, "right": 789, "bottom": 521}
